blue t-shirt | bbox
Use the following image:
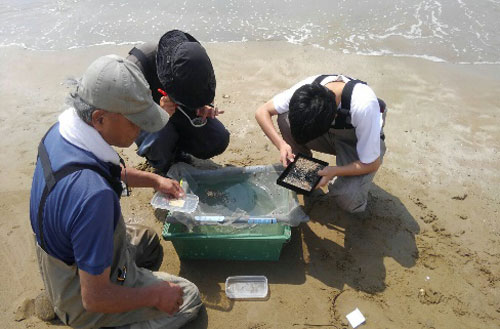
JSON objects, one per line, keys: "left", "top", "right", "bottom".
{"left": 30, "top": 124, "right": 121, "bottom": 275}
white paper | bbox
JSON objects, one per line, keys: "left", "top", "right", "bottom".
{"left": 169, "top": 199, "right": 185, "bottom": 207}
{"left": 346, "top": 308, "right": 366, "bottom": 328}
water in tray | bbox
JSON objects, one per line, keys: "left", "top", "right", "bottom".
{"left": 194, "top": 177, "right": 277, "bottom": 216}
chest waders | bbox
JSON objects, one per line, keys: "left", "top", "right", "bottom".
{"left": 308, "top": 75, "right": 387, "bottom": 159}
{"left": 34, "top": 128, "right": 168, "bottom": 328}
{"left": 316, "top": 75, "right": 387, "bottom": 212}
{"left": 128, "top": 46, "right": 163, "bottom": 105}
{"left": 313, "top": 74, "right": 386, "bottom": 139}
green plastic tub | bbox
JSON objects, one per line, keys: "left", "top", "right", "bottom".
{"left": 162, "top": 222, "right": 291, "bottom": 261}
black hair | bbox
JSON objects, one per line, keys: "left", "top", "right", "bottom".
{"left": 288, "top": 82, "right": 336, "bottom": 144}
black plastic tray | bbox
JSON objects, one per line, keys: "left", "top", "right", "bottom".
{"left": 276, "top": 153, "right": 328, "bottom": 195}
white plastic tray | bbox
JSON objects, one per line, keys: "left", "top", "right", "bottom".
{"left": 150, "top": 191, "right": 199, "bottom": 213}
{"left": 225, "top": 275, "right": 268, "bottom": 299}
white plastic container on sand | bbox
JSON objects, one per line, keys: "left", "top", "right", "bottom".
{"left": 225, "top": 275, "right": 268, "bottom": 299}
{"left": 150, "top": 192, "right": 199, "bottom": 213}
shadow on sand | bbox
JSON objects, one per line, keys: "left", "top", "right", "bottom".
{"left": 162, "top": 179, "right": 418, "bottom": 328}
{"left": 298, "top": 183, "right": 419, "bottom": 293}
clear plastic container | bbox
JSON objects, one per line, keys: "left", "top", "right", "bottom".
{"left": 225, "top": 275, "right": 268, "bottom": 299}
{"left": 150, "top": 192, "right": 199, "bottom": 213}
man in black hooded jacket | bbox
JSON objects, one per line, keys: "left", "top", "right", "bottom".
{"left": 127, "top": 30, "right": 230, "bottom": 172}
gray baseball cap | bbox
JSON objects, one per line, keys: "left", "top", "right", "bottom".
{"left": 78, "top": 54, "right": 169, "bottom": 132}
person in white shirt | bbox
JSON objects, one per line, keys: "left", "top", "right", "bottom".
{"left": 255, "top": 74, "right": 386, "bottom": 213}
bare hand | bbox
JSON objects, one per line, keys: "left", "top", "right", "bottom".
{"left": 279, "top": 143, "right": 295, "bottom": 167}
{"left": 153, "top": 281, "right": 184, "bottom": 315}
{"left": 316, "top": 166, "right": 335, "bottom": 188}
{"left": 160, "top": 96, "right": 177, "bottom": 116}
{"left": 155, "top": 176, "right": 184, "bottom": 198}
{"left": 196, "top": 105, "right": 224, "bottom": 120}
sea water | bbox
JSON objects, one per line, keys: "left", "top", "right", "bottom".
{"left": 193, "top": 175, "right": 278, "bottom": 216}
{"left": 1, "top": 0, "right": 499, "bottom": 64}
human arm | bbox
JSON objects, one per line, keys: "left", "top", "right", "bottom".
{"left": 71, "top": 185, "right": 183, "bottom": 313}
{"left": 255, "top": 100, "right": 295, "bottom": 167}
{"left": 316, "top": 85, "right": 384, "bottom": 187}
{"left": 79, "top": 267, "right": 183, "bottom": 314}
{"left": 316, "top": 157, "right": 381, "bottom": 188}
{"left": 121, "top": 167, "right": 184, "bottom": 198}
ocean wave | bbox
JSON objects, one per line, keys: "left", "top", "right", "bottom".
{"left": 1, "top": 0, "right": 498, "bottom": 65}
{"left": 343, "top": 48, "right": 447, "bottom": 63}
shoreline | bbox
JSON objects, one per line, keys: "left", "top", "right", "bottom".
{"left": 3, "top": 41, "right": 500, "bottom": 66}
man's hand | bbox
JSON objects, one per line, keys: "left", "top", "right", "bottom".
{"left": 196, "top": 105, "right": 224, "bottom": 120}
{"left": 316, "top": 166, "right": 337, "bottom": 188}
{"left": 154, "top": 176, "right": 184, "bottom": 199}
{"left": 279, "top": 142, "right": 295, "bottom": 167}
{"left": 152, "top": 281, "right": 184, "bottom": 315}
{"left": 160, "top": 96, "right": 177, "bottom": 116}
{"left": 316, "top": 158, "right": 382, "bottom": 188}
{"left": 80, "top": 267, "right": 185, "bottom": 315}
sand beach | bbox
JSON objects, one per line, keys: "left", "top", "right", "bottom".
{"left": 0, "top": 41, "right": 499, "bottom": 328}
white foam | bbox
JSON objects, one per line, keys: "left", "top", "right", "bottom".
{"left": 66, "top": 40, "right": 145, "bottom": 50}
{"left": 0, "top": 0, "right": 497, "bottom": 66}
{"left": 355, "top": 49, "right": 447, "bottom": 63}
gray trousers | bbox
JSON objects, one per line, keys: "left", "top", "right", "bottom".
{"left": 36, "top": 222, "right": 202, "bottom": 329}
{"left": 114, "top": 271, "right": 201, "bottom": 329}
{"left": 278, "top": 113, "right": 386, "bottom": 213}
{"left": 117, "top": 224, "right": 202, "bottom": 329}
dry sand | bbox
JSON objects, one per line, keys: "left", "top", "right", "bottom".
{"left": 0, "top": 42, "right": 499, "bottom": 329}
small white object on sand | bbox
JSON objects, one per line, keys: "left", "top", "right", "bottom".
{"left": 346, "top": 308, "right": 366, "bottom": 328}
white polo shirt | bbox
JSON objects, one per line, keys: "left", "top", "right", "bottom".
{"left": 272, "top": 75, "right": 383, "bottom": 164}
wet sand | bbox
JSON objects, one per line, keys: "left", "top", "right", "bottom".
{"left": 0, "top": 42, "right": 499, "bottom": 328}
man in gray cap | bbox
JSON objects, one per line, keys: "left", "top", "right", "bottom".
{"left": 128, "top": 29, "right": 230, "bottom": 172}
{"left": 29, "top": 55, "right": 202, "bottom": 328}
